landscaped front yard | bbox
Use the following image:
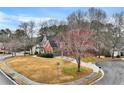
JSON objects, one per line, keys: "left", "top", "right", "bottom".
{"left": 4, "top": 56, "right": 93, "bottom": 84}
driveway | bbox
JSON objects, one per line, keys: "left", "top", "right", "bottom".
{"left": 95, "top": 61, "right": 124, "bottom": 85}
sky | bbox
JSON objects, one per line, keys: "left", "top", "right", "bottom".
{"left": 0, "top": 7, "right": 124, "bottom": 30}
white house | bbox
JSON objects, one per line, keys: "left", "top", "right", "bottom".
{"left": 110, "top": 46, "right": 124, "bottom": 57}
{"left": 111, "top": 48, "right": 120, "bottom": 57}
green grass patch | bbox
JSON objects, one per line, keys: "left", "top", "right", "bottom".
{"left": 81, "top": 57, "right": 96, "bottom": 62}
{"left": 63, "top": 65, "right": 90, "bottom": 75}
{"left": 67, "top": 56, "right": 96, "bottom": 63}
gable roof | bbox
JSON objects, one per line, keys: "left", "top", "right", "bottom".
{"left": 38, "top": 35, "right": 57, "bottom": 48}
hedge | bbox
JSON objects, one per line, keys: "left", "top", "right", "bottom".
{"left": 37, "top": 53, "right": 54, "bottom": 58}
{"left": 100, "top": 49, "right": 111, "bottom": 57}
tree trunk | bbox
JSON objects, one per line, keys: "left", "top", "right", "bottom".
{"left": 112, "top": 49, "right": 114, "bottom": 59}
{"left": 14, "top": 51, "right": 16, "bottom": 56}
{"left": 61, "top": 51, "right": 63, "bottom": 57}
{"left": 98, "top": 52, "right": 100, "bottom": 58}
{"left": 98, "top": 46, "right": 101, "bottom": 58}
{"left": 14, "top": 48, "right": 16, "bottom": 56}
{"left": 76, "top": 56, "right": 81, "bottom": 72}
{"left": 12, "top": 52, "right": 13, "bottom": 56}
{"left": 11, "top": 48, "right": 14, "bottom": 57}
{"left": 24, "top": 47, "right": 26, "bottom": 56}
{"left": 30, "top": 48, "right": 33, "bottom": 55}
{"left": 3, "top": 43, "right": 6, "bottom": 55}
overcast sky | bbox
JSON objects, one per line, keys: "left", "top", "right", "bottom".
{"left": 0, "top": 7, "right": 124, "bottom": 30}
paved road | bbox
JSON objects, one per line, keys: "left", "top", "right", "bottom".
{"left": 0, "top": 54, "right": 14, "bottom": 85}
{"left": 0, "top": 71, "right": 14, "bottom": 85}
{"left": 95, "top": 61, "right": 124, "bottom": 85}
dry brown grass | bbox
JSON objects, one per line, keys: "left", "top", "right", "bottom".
{"left": 5, "top": 56, "right": 92, "bottom": 84}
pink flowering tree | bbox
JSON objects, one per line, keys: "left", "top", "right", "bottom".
{"left": 56, "top": 30, "right": 96, "bottom": 72}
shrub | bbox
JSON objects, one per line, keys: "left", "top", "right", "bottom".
{"left": 34, "top": 51, "right": 38, "bottom": 55}
{"left": 104, "top": 51, "right": 111, "bottom": 57}
{"left": 37, "top": 53, "right": 54, "bottom": 58}
{"left": 116, "top": 55, "right": 120, "bottom": 58}
{"left": 0, "top": 52, "right": 3, "bottom": 54}
{"left": 100, "top": 49, "right": 111, "bottom": 57}
{"left": 121, "top": 52, "right": 124, "bottom": 56}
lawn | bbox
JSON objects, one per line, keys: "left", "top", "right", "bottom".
{"left": 80, "top": 56, "right": 121, "bottom": 63}
{"left": 67, "top": 55, "right": 123, "bottom": 63}
{"left": 81, "top": 57, "right": 97, "bottom": 63}
{"left": 67, "top": 56, "right": 97, "bottom": 63}
{"left": 4, "top": 56, "right": 93, "bottom": 84}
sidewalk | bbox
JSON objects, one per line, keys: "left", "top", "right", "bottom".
{"left": 56, "top": 56, "right": 100, "bottom": 73}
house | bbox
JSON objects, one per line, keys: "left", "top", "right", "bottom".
{"left": 110, "top": 48, "right": 121, "bottom": 57}
{"left": 120, "top": 47, "right": 124, "bottom": 56}
{"left": 110, "top": 46, "right": 124, "bottom": 57}
{"left": 32, "top": 35, "right": 54, "bottom": 54}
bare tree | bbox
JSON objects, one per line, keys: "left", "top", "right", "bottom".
{"left": 6, "top": 37, "right": 22, "bottom": 56}
{"left": 19, "top": 21, "right": 36, "bottom": 55}
{"left": 67, "top": 10, "right": 89, "bottom": 32}
{"left": 54, "top": 32, "right": 66, "bottom": 57}
{"left": 0, "top": 29, "right": 11, "bottom": 54}
{"left": 55, "top": 10, "right": 96, "bottom": 72}
{"left": 106, "top": 12, "right": 124, "bottom": 58}
{"left": 56, "top": 30, "right": 96, "bottom": 72}
{"left": 87, "top": 8, "right": 107, "bottom": 58}
{"left": 39, "top": 21, "right": 48, "bottom": 35}
{"left": 39, "top": 19, "right": 59, "bottom": 36}
{"left": 28, "top": 21, "right": 35, "bottom": 54}
{"left": 19, "top": 22, "right": 29, "bottom": 55}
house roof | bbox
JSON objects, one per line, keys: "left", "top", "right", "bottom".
{"left": 38, "top": 35, "right": 57, "bottom": 48}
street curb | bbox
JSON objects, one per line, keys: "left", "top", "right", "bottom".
{"left": 89, "top": 69, "right": 104, "bottom": 85}
{"left": 0, "top": 69, "right": 18, "bottom": 85}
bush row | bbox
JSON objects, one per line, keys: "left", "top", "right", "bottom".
{"left": 35, "top": 52, "right": 54, "bottom": 58}
{"left": 99, "top": 49, "right": 111, "bottom": 57}
{"left": 100, "top": 49, "right": 121, "bottom": 58}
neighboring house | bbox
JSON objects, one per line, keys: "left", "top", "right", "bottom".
{"left": 110, "top": 48, "right": 121, "bottom": 57}
{"left": 120, "top": 47, "right": 124, "bottom": 56}
{"left": 110, "top": 47, "right": 124, "bottom": 57}
{"left": 32, "top": 35, "right": 54, "bottom": 54}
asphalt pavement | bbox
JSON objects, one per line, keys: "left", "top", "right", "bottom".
{"left": 95, "top": 61, "right": 124, "bottom": 85}
{"left": 0, "top": 54, "right": 14, "bottom": 85}
{"left": 0, "top": 71, "right": 14, "bottom": 85}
